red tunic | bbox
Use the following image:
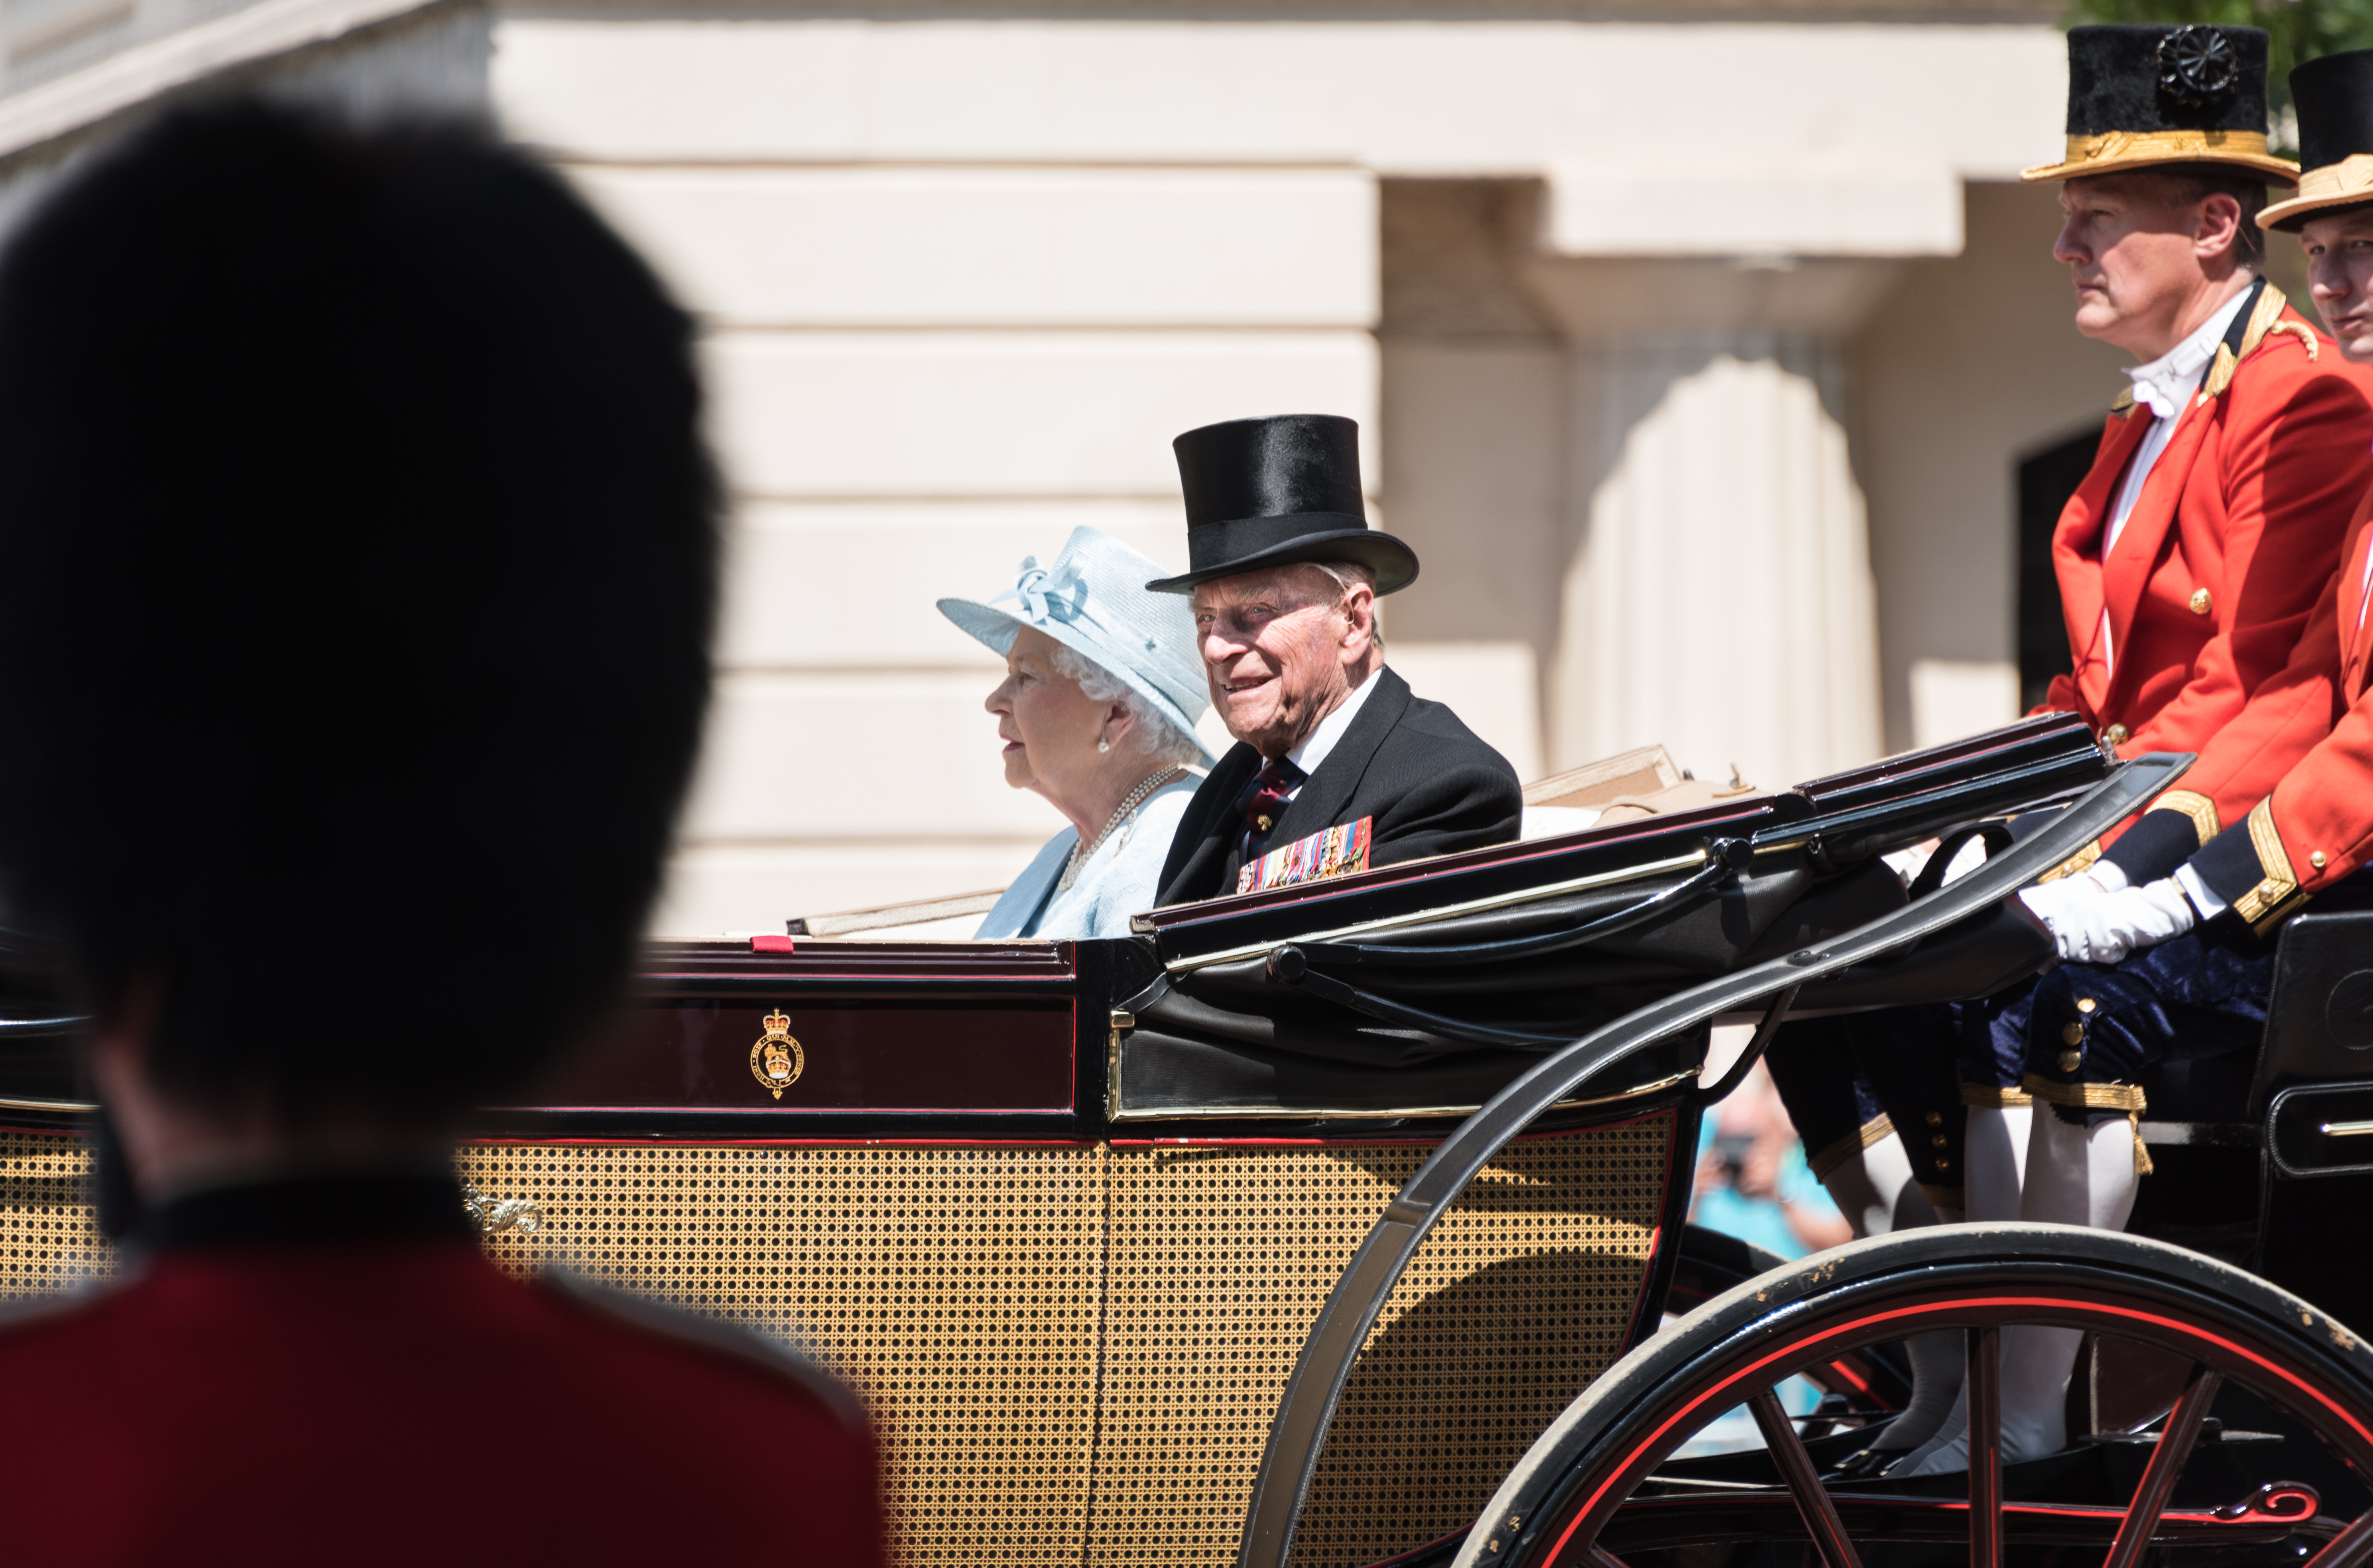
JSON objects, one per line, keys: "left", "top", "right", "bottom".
{"left": 2035, "top": 294, "right": 2373, "bottom": 870}
{"left": 2189, "top": 484, "right": 2373, "bottom": 922}
{"left": 0, "top": 1226, "right": 883, "bottom": 1564}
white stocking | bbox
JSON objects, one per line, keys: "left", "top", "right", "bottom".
{"left": 1819, "top": 1137, "right": 1962, "bottom": 1454}
{"left": 2020, "top": 1106, "right": 2139, "bottom": 1230}
{"left": 1883, "top": 1330, "right": 1968, "bottom": 1453}
{"left": 1895, "top": 1108, "right": 2138, "bottom": 1475}
{"left": 1819, "top": 1135, "right": 1927, "bottom": 1240}
{"left": 1962, "top": 1103, "right": 2031, "bottom": 1223}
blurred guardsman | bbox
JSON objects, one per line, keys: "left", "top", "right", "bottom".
{"left": 0, "top": 103, "right": 882, "bottom": 1560}
{"left": 2006, "top": 34, "right": 2373, "bottom": 1434}
{"left": 1150, "top": 415, "right": 1522, "bottom": 905}
{"left": 1767, "top": 22, "right": 2373, "bottom": 1480}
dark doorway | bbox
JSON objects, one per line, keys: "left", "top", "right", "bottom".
{"left": 2017, "top": 427, "right": 2101, "bottom": 711}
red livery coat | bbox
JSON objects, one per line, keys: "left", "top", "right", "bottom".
{"left": 2037, "top": 292, "right": 2373, "bottom": 868}
{"left": 2188, "top": 483, "right": 2373, "bottom": 921}
{"left": 0, "top": 1234, "right": 884, "bottom": 1565}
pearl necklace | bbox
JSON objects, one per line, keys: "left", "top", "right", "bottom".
{"left": 1060, "top": 765, "right": 1186, "bottom": 891}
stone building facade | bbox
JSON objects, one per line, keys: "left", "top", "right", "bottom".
{"left": 0, "top": 0, "right": 2138, "bottom": 935}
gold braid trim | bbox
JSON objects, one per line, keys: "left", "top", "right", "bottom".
{"left": 1808, "top": 1113, "right": 1894, "bottom": 1182}
{"left": 2110, "top": 386, "right": 2137, "bottom": 419}
{"left": 1961, "top": 1083, "right": 2034, "bottom": 1108}
{"left": 2149, "top": 789, "right": 2221, "bottom": 848}
{"left": 2265, "top": 319, "right": 2321, "bottom": 361}
{"left": 2198, "top": 342, "right": 2241, "bottom": 403}
{"left": 2234, "top": 796, "right": 2303, "bottom": 930}
{"left": 2037, "top": 840, "right": 2103, "bottom": 884}
{"left": 2202, "top": 287, "right": 2301, "bottom": 403}
{"left": 2021, "top": 1076, "right": 2147, "bottom": 1112}
{"left": 2022, "top": 1076, "right": 2155, "bottom": 1176}
{"left": 2025, "top": 128, "right": 2292, "bottom": 184}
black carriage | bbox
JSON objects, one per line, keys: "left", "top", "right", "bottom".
{"left": 5, "top": 712, "right": 2372, "bottom": 1568}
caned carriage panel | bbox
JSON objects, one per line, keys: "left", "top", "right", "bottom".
{"left": 1094, "top": 1114, "right": 1673, "bottom": 1568}
{"left": 458, "top": 1141, "right": 1106, "bottom": 1565}
{"left": 0, "top": 1133, "right": 114, "bottom": 1302}
{"left": 0, "top": 1120, "right": 1673, "bottom": 1567}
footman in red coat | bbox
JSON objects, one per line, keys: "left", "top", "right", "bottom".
{"left": 0, "top": 102, "right": 882, "bottom": 1564}
{"left": 1879, "top": 43, "right": 2373, "bottom": 1486}
{"left": 1769, "top": 24, "right": 2373, "bottom": 1482}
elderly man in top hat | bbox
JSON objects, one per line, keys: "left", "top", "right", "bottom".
{"left": 1148, "top": 414, "right": 1522, "bottom": 906}
{"left": 1763, "top": 23, "right": 2373, "bottom": 1481}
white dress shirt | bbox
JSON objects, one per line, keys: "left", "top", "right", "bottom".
{"left": 2096, "top": 286, "right": 2255, "bottom": 676}
{"left": 1236, "top": 665, "right": 1387, "bottom": 860}
{"left": 1283, "top": 663, "right": 1383, "bottom": 783}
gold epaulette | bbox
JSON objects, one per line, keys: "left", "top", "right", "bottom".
{"left": 2234, "top": 795, "right": 2312, "bottom": 932}
{"left": 2110, "top": 386, "right": 2136, "bottom": 418}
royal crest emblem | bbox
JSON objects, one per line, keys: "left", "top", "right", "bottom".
{"left": 749, "top": 1009, "right": 805, "bottom": 1100}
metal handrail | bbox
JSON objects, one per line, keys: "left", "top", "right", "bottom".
{"left": 1232, "top": 752, "right": 2190, "bottom": 1568}
{"left": 1283, "top": 842, "right": 1748, "bottom": 970}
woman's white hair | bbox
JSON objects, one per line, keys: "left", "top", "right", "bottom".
{"left": 1048, "top": 642, "right": 1204, "bottom": 766}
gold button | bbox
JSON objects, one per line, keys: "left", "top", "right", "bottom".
{"left": 2059, "top": 1049, "right": 2084, "bottom": 1072}
{"left": 2062, "top": 1021, "right": 2085, "bottom": 1046}
{"left": 1935, "top": 1158, "right": 1952, "bottom": 1171}
{"left": 1930, "top": 1134, "right": 1949, "bottom": 1149}
{"left": 2189, "top": 588, "right": 2212, "bottom": 615}
{"left": 2104, "top": 723, "right": 2130, "bottom": 746}
{"left": 2077, "top": 997, "right": 2097, "bottom": 1014}
{"left": 1925, "top": 1111, "right": 1943, "bottom": 1126}
{"left": 2312, "top": 851, "right": 2329, "bottom": 870}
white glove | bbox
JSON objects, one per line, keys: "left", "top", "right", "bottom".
{"left": 2017, "top": 860, "right": 2129, "bottom": 925}
{"left": 2042, "top": 876, "right": 2196, "bottom": 965}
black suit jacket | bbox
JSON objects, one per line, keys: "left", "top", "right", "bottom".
{"left": 1155, "top": 666, "right": 1523, "bottom": 907}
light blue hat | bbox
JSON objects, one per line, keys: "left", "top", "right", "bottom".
{"left": 937, "top": 526, "right": 1215, "bottom": 765}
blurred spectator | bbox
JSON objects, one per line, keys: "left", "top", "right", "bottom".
{"left": 1693, "top": 1061, "right": 1853, "bottom": 1259}
{"left": 0, "top": 100, "right": 881, "bottom": 1562}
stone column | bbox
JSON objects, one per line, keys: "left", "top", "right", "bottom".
{"left": 1523, "top": 258, "right": 1898, "bottom": 791}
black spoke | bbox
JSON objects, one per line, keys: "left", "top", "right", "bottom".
{"left": 2305, "top": 1509, "right": 2373, "bottom": 1568}
{"left": 2102, "top": 1363, "right": 2223, "bottom": 1568}
{"left": 1968, "top": 1326, "right": 2001, "bottom": 1568}
{"left": 1749, "top": 1388, "right": 1865, "bottom": 1568}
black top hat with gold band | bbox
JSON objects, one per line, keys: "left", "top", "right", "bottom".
{"left": 1146, "top": 414, "right": 1418, "bottom": 596}
{"left": 2262, "top": 50, "right": 2373, "bottom": 229}
{"left": 2023, "top": 25, "right": 2297, "bottom": 186}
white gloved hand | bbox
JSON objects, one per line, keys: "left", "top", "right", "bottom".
{"left": 2043, "top": 876, "right": 2196, "bottom": 966}
{"left": 2017, "top": 860, "right": 2130, "bottom": 925}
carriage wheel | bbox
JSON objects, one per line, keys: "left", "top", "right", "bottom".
{"left": 1667, "top": 1224, "right": 1909, "bottom": 1428}
{"left": 1452, "top": 1223, "right": 2373, "bottom": 1568}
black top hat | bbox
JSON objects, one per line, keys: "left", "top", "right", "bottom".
{"left": 2023, "top": 24, "right": 2296, "bottom": 185}
{"left": 2262, "top": 49, "right": 2373, "bottom": 229}
{"left": 1145, "top": 414, "right": 1418, "bottom": 596}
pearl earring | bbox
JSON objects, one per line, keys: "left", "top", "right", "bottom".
{"left": 1098, "top": 738, "right": 1110, "bottom": 754}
